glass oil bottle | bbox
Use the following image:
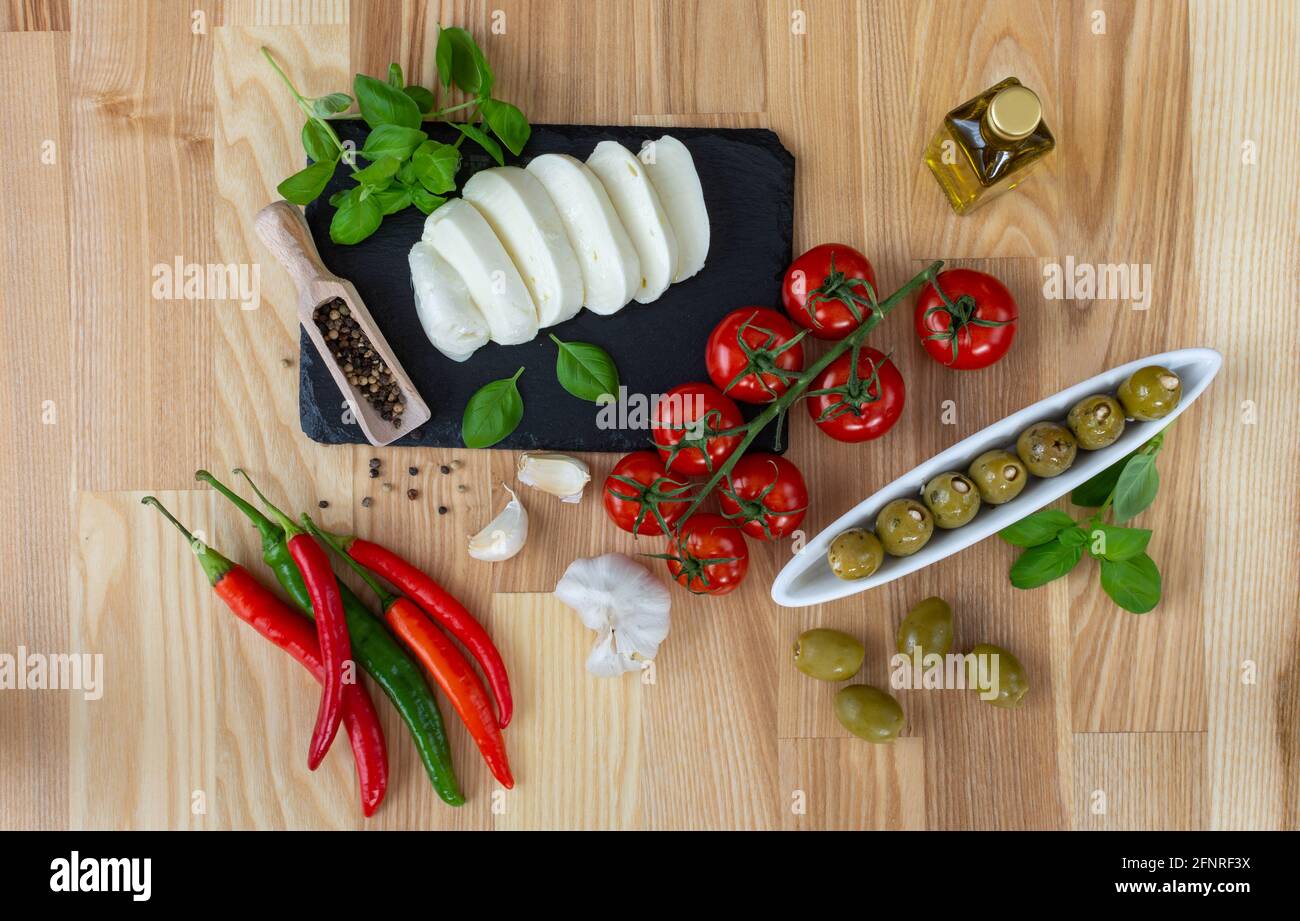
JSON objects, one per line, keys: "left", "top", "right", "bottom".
{"left": 924, "top": 77, "right": 1055, "bottom": 215}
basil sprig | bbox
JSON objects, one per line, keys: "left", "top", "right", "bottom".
{"left": 263, "top": 27, "right": 532, "bottom": 245}
{"left": 999, "top": 433, "right": 1167, "bottom": 613}
{"left": 462, "top": 368, "right": 525, "bottom": 449}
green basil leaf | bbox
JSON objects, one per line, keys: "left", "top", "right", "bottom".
{"left": 329, "top": 194, "right": 383, "bottom": 244}
{"left": 328, "top": 188, "right": 350, "bottom": 207}
{"left": 359, "top": 124, "right": 427, "bottom": 162}
{"left": 1070, "top": 451, "right": 1135, "bottom": 506}
{"left": 999, "top": 509, "right": 1077, "bottom": 547}
{"left": 373, "top": 186, "right": 411, "bottom": 215}
{"left": 478, "top": 97, "right": 530, "bottom": 156}
{"left": 354, "top": 72, "right": 421, "bottom": 129}
{"left": 351, "top": 156, "right": 400, "bottom": 191}
{"left": 403, "top": 84, "right": 435, "bottom": 113}
{"left": 453, "top": 121, "right": 504, "bottom": 166}
{"left": 408, "top": 185, "right": 445, "bottom": 215}
{"left": 1088, "top": 524, "right": 1152, "bottom": 561}
{"left": 461, "top": 368, "right": 525, "bottom": 448}
{"left": 311, "top": 92, "right": 352, "bottom": 116}
{"left": 277, "top": 159, "right": 335, "bottom": 204}
{"left": 435, "top": 28, "right": 455, "bottom": 88}
{"left": 550, "top": 335, "right": 620, "bottom": 402}
{"left": 301, "top": 120, "right": 338, "bottom": 163}
{"left": 440, "top": 26, "right": 493, "bottom": 96}
{"left": 397, "top": 159, "right": 417, "bottom": 184}
{"left": 387, "top": 62, "right": 403, "bottom": 89}
{"left": 1100, "top": 553, "right": 1162, "bottom": 613}
{"left": 1057, "top": 526, "right": 1088, "bottom": 548}
{"left": 1009, "top": 541, "right": 1084, "bottom": 589}
{"left": 1111, "top": 453, "right": 1159, "bottom": 523}
{"left": 413, "top": 139, "right": 461, "bottom": 193}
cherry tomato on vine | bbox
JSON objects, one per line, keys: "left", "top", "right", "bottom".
{"left": 806, "top": 346, "right": 905, "bottom": 443}
{"left": 705, "top": 307, "right": 806, "bottom": 404}
{"left": 603, "top": 452, "right": 693, "bottom": 536}
{"left": 652, "top": 382, "right": 745, "bottom": 476}
{"left": 718, "top": 453, "right": 808, "bottom": 540}
{"left": 781, "top": 243, "right": 878, "bottom": 340}
{"left": 914, "top": 268, "right": 1018, "bottom": 370}
{"left": 658, "top": 513, "right": 750, "bottom": 595}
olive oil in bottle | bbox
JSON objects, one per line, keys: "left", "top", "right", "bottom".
{"left": 924, "top": 77, "right": 1055, "bottom": 215}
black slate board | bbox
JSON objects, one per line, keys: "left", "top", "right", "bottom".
{"left": 301, "top": 121, "right": 795, "bottom": 451}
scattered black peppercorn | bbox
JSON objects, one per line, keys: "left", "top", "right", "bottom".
{"left": 361, "top": 497, "right": 373, "bottom": 508}
{"left": 318, "top": 500, "right": 329, "bottom": 509}
{"left": 369, "top": 458, "right": 381, "bottom": 469}
{"left": 407, "top": 489, "right": 419, "bottom": 500}
{"left": 368, "top": 468, "right": 379, "bottom": 479}
{"left": 409, "top": 466, "right": 419, "bottom": 476}
{"left": 439, "top": 464, "right": 451, "bottom": 474}
{"left": 437, "top": 505, "right": 448, "bottom": 515}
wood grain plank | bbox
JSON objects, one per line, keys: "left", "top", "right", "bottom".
{"left": 1072, "top": 732, "right": 1206, "bottom": 830}
{"left": 0, "top": 29, "right": 72, "bottom": 831}
{"left": 0, "top": 0, "right": 68, "bottom": 31}
{"left": 779, "top": 738, "right": 926, "bottom": 830}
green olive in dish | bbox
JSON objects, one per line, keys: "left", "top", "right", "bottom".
{"left": 1067, "top": 394, "right": 1126, "bottom": 450}
{"left": 827, "top": 528, "right": 884, "bottom": 581}
{"left": 967, "top": 449, "right": 1028, "bottom": 505}
{"left": 970, "top": 643, "right": 1029, "bottom": 709}
{"left": 793, "top": 628, "right": 865, "bottom": 682}
{"left": 1015, "top": 422, "right": 1077, "bottom": 478}
{"left": 923, "top": 472, "right": 982, "bottom": 529}
{"left": 896, "top": 596, "right": 954, "bottom": 659}
{"left": 1118, "top": 365, "right": 1182, "bottom": 421}
{"left": 833, "top": 685, "right": 905, "bottom": 742}
{"left": 875, "top": 499, "right": 934, "bottom": 557}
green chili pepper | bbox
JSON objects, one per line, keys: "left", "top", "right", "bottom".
{"left": 197, "top": 470, "right": 464, "bottom": 807}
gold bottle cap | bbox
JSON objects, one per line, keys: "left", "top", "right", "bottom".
{"left": 987, "top": 85, "right": 1042, "bottom": 141}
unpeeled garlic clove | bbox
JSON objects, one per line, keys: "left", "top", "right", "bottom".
{"left": 516, "top": 452, "right": 590, "bottom": 504}
{"left": 468, "top": 485, "right": 528, "bottom": 561}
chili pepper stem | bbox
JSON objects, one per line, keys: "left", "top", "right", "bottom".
{"left": 675, "top": 260, "right": 944, "bottom": 526}
{"left": 302, "top": 515, "right": 398, "bottom": 609}
{"left": 233, "top": 467, "right": 305, "bottom": 538}
{"left": 142, "top": 496, "right": 233, "bottom": 585}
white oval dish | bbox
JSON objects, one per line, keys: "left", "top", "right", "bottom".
{"left": 771, "top": 348, "right": 1223, "bottom": 608}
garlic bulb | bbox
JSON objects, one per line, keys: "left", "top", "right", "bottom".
{"left": 554, "top": 554, "right": 671, "bottom": 677}
{"left": 468, "top": 485, "right": 528, "bottom": 561}
{"left": 517, "top": 452, "right": 590, "bottom": 503}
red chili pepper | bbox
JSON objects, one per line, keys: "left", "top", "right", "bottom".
{"left": 142, "top": 497, "right": 386, "bottom": 815}
{"left": 316, "top": 528, "right": 513, "bottom": 729}
{"left": 305, "top": 516, "right": 515, "bottom": 789}
{"left": 235, "top": 469, "right": 352, "bottom": 771}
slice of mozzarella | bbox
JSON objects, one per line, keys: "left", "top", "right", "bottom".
{"left": 525, "top": 153, "right": 639, "bottom": 315}
{"left": 586, "top": 141, "right": 679, "bottom": 304}
{"left": 422, "top": 199, "right": 539, "bottom": 346}
{"left": 640, "top": 135, "right": 709, "bottom": 282}
{"left": 408, "top": 241, "right": 489, "bottom": 362}
{"left": 462, "top": 167, "right": 584, "bottom": 327}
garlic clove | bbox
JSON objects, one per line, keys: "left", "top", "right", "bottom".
{"left": 517, "top": 452, "right": 591, "bottom": 503}
{"left": 468, "top": 484, "right": 528, "bottom": 562}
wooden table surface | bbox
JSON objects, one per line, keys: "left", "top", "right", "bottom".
{"left": 2, "top": 0, "right": 1296, "bottom": 831}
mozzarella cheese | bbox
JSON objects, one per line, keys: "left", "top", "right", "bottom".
{"left": 525, "top": 153, "right": 640, "bottom": 315}
{"left": 462, "top": 167, "right": 585, "bottom": 327}
{"left": 422, "top": 199, "right": 539, "bottom": 346}
{"left": 640, "top": 135, "right": 709, "bottom": 282}
{"left": 586, "top": 141, "right": 679, "bottom": 304}
{"left": 408, "top": 242, "right": 489, "bottom": 362}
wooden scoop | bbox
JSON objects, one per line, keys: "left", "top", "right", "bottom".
{"left": 255, "top": 200, "right": 430, "bottom": 447}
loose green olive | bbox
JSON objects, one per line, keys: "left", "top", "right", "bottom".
{"left": 875, "top": 499, "right": 934, "bottom": 557}
{"left": 828, "top": 528, "right": 884, "bottom": 580}
{"left": 833, "top": 685, "right": 905, "bottom": 742}
{"left": 1118, "top": 365, "right": 1181, "bottom": 421}
{"left": 923, "top": 472, "right": 981, "bottom": 529}
{"left": 793, "top": 628, "right": 865, "bottom": 681}
{"left": 967, "top": 450, "right": 1028, "bottom": 505}
{"left": 1067, "top": 394, "right": 1126, "bottom": 450}
{"left": 1016, "top": 422, "right": 1077, "bottom": 478}
{"left": 970, "top": 643, "right": 1029, "bottom": 709}
{"left": 896, "top": 596, "right": 953, "bottom": 658}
